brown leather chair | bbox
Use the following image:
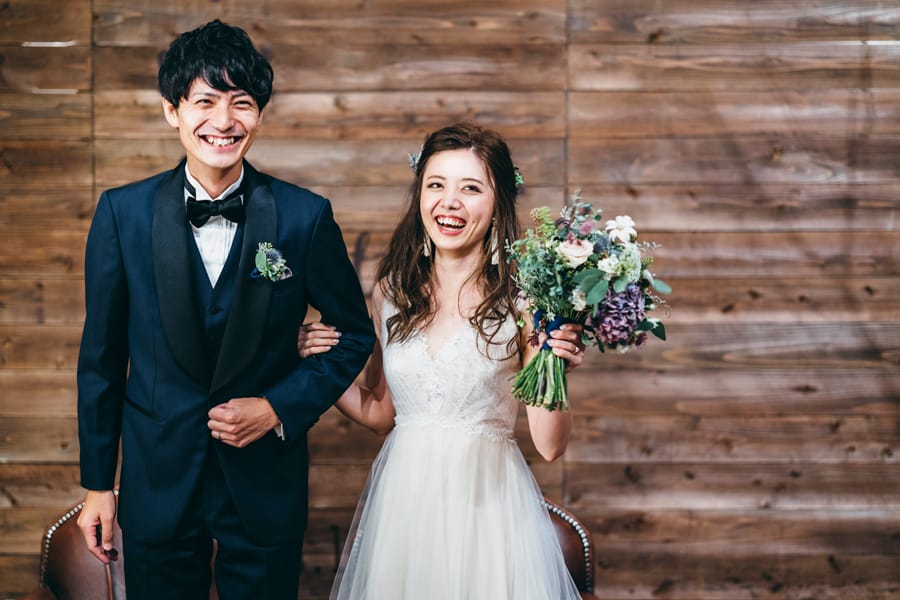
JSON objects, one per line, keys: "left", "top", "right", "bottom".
{"left": 22, "top": 497, "right": 597, "bottom": 599}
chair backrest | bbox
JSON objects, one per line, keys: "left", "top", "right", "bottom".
{"left": 38, "top": 501, "right": 127, "bottom": 600}
{"left": 35, "top": 499, "right": 219, "bottom": 600}
{"left": 542, "top": 498, "right": 595, "bottom": 594}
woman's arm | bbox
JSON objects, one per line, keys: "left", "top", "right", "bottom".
{"left": 298, "top": 288, "right": 395, "bottom": 435}
{"left": 520, "top": 316, "right": 585, "bottom": 461}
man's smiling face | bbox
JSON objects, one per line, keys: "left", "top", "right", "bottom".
{"left": 162, "top": 77, "right": 263, "bottom": 190}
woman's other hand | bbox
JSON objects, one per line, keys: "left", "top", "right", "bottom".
{"left": 545, "top": 323, "right": 585, "bottom": 372}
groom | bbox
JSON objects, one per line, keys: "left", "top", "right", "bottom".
{"left": 75, "top": 20, "right": 375, "bottom": 600}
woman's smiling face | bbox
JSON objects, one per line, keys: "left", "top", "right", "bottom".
{"left": 419, "top": 148, "right": 495, "bottom": 260}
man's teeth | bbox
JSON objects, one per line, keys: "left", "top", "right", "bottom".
{"left": 206, "top": 137, "right": 237, "bottom": 147}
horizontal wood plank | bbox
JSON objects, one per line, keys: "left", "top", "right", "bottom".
{"left": 569, "top": 89, "right": 900, "bottom": 138}
{"left": 0, "top": 370, "right": 77, "bottom": 417}
{"left": 0, "top": 93, "right": 91, "bottom": 140}
{"left": 94, "top": 43, "right": 567, "bottom": 93}
{"left": 591, "top": 553, "right": 900, "bottom": 600}
{"left": 0, "top": 278, "right": 86, "bottom": 324}
{"left": 568, "top": 135, "right": 900, "bottom": 185}
{"left": 569, "top": 42, "right": 900, "bottom": 92}
{"left": 0, "top": 0, "right": 90, "bottom": 44}
{"left": 568, "top": 0, "right": 900, "bottom": 44}
{"left": 93, "top": 0, "right": 566, "bottom": 46}
{"left": 0, "top": 464, "right": 83, "bottom": 508}
{"left": 0, "top": 417, "right": 79, "bottom": 463}
{"left": 0, "top": 141, "right": 92, "bottom": 189}
{"left": 565, "top": 183, "right": 900, "bottom": 232}
{"left": 94, "top": 90, "right": 567, "bottom": 140}
{"left": 0, "top": 47, "right": 91, "bottom": 93}
{"left": 567, "top": 415, "right": 899, "bottom": 464}
{"left": 655, "top": 276, "right": 900, "bottom": 323}
{"left": 565, "top": 462, "right": 900, "bottom": 512}
{"left": 567, "top": 368, "right": 900, "bottom": 417}
{"left": 0, "top": 555, "right": 40, "bottom": 599}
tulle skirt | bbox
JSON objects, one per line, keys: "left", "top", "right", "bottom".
{"left": 330, "top": 418, "right": 581, "bottom": 600}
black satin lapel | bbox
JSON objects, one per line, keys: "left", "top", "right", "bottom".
{"left": 211, "top": 166, "right": 276, "bottom": 392}
{"left": 152, "top": 164, "right": 211, "bottom": 384}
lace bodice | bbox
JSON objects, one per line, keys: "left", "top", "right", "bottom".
{"left": 380, "top": 302, "right": 521, "bottom": 441}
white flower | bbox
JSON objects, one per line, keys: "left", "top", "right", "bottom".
{"left": 555, "top": 238, "right": 594, "bottom": 268}
{"left": 605, "top": 215, "right": 637, "bottom": 244}
{"left": 571, "top": 288, "right": 587, "bottom": 311}
{"left": 596, "top": 255, "right": 620, "bottom": 277}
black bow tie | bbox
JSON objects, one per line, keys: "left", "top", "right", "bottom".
{"left": 186, "top": 188, "right": 245, "bottom": 227}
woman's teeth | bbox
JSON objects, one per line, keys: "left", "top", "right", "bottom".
{"left": 436, "top": 216, "right": 465, "bottom": 229}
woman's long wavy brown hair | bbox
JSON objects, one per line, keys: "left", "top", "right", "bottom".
{"left": 378, "top": 122, "right": 521, "bottom": 357}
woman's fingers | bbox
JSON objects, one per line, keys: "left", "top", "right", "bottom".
{"left": 297, "top": 322, "right": 341, "bottom": 358}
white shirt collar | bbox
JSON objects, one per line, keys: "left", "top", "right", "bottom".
{"left": 183, "top": 165, "right": 245, "bottom": 202}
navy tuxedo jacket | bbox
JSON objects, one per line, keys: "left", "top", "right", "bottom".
{"left": 77, "top": 160, "right": 375, "bottom": 544}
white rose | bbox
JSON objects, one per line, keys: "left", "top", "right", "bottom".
{"left": 556, "top": 238, "right": 594, "bottom": 268}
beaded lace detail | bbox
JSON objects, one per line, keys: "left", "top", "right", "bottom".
{"left": 381, "top": 302, "right": 520, "bottom": 443}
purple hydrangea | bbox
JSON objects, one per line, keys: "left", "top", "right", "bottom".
{"left": 588, "top": 283, "right": 646, "bottom": 346}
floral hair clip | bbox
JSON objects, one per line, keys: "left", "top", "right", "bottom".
{"left": 408, "top": 146, "right": 423, "bottom": 171}
{"left": 514, "top": 166, "right": 525, "bottom": 188}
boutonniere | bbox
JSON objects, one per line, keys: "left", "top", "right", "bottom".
{"left": 251, "top": 242, "right": 293, "bottom": 282}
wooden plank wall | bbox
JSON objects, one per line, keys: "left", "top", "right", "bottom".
{"left": 1, "top": 1, "right": 898, "bottom": 598}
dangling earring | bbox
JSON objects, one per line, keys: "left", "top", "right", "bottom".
{"left": 490, "top": 221, "right": 500, "bottom": 265}
{"left": 422, "top": 232, "right": 432, "bottom": 258}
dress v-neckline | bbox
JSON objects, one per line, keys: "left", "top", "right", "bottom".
{"left": 417, "top": 323, "right": 470, "bottom": 361}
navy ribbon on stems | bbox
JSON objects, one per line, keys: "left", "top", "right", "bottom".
{"left": 533, "top": 309, "right": 576, "bottom": 351}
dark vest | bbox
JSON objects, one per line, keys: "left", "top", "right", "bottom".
{"left": 188, "top": 225, "right": 245, "bottom": 380}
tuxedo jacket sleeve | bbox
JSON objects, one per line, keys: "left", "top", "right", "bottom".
{"left": 260, "top": 193, "right": 375, "bottom": 440}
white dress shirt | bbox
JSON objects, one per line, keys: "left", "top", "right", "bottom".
{"left": 184, "top": 166, "right": 244, "bottom": 287}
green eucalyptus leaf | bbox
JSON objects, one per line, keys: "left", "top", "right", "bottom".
{"left": 255, "top": 251, "right": 267, "bottom": 271}
{"left": 586, "top": 279, "right": 609, "bottom": 304}
{"left": 651, "top": 278, "right": 672, "bottom": 294}
{"left": 613, "top": 277, "right": 629, "bottom": 293}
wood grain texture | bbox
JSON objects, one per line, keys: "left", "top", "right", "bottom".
{"left": 568, "top": 0, "right": 900, "bottom": 44}
{"left": 0, "top": 47, "right": 91, "bottom": 93}
{"left": 94, "top": 43, "right": 567, "bottom": 93}
{"left": 0, "top": 0, "right": 91, "bottom": 44}
{"left": 92, "top": 0, "right": 566, "bottom": 46}
{"left": 2, "top": 2, "right": 899, "bottom": 599}
{"left": 569, "top": 90, "right": 900, "bottom": 138}
{"left": 0, "top": 93, "right": 91, "bottom": 140}
{"left": 564, "top": 183, "right": 900, "bottom": 232}
{"left": 569, "top": 42, "right": 900, "bottom": 92}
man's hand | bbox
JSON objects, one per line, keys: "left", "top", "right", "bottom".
{"left": 76, "top": 490, "right": 118, "bottom": 564}
{"left": 208, "top": 397, "right": 280, "bottom": 448}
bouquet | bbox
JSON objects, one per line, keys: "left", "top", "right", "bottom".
{"left": 507, "top": 197, "right": 671, "bottom": 411}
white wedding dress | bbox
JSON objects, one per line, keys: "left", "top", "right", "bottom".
{"left": 330, "top": 302, "right": 581, "bottom": 599}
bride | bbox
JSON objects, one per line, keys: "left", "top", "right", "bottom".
{"left": 299, "top": 122, "right": 585, "bottom": 599}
